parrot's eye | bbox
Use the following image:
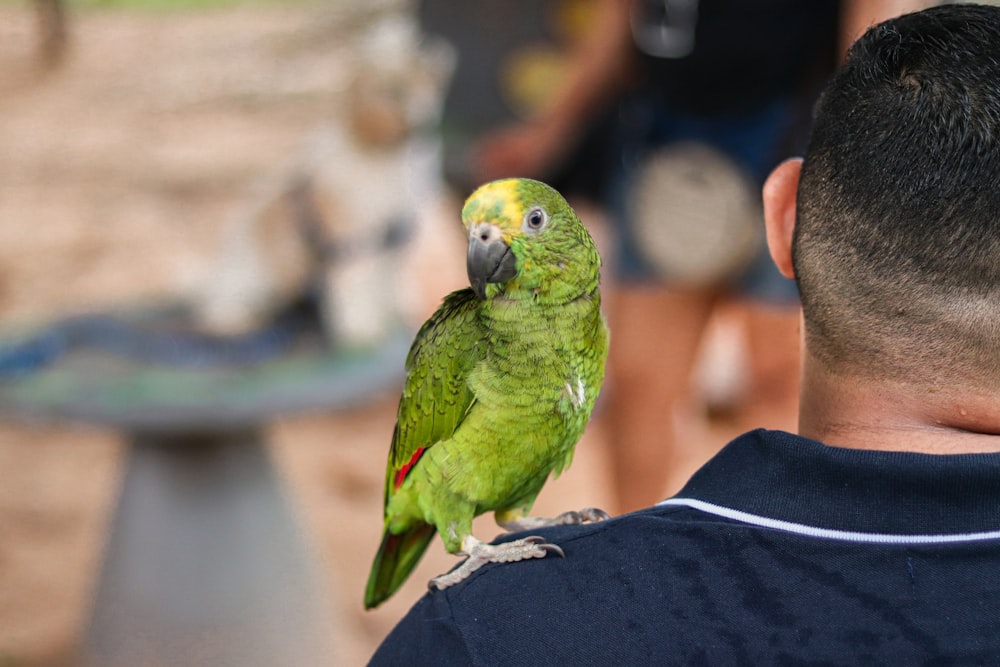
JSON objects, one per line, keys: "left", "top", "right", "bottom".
{"left": 524, "top": 207, "right": 548, "bottom": 232}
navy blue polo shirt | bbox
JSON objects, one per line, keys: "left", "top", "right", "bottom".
{"left": 369, "top": 429, "right": 1000, "bottom": 665}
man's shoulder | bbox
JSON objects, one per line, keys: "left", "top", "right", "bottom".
{"left": 480, "top": 504, "right": 693, "bottom": 576}
{"left": 371, "top": 506, "right": 703, "bottom": 665}
{"left": 436, "top": 506, "right": 699, "bottom": 621}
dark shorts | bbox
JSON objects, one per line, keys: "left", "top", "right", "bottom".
{"left": 606, "top": 94, "right": 803, "bottom": 304}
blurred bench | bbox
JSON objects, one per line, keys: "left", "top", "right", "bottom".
{"left": 0, "top": 301, "right": 409, "bottom": 666}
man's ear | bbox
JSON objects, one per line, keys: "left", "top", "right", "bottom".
{"left": 762, "top": 158, "right": 801, "bottom": 280}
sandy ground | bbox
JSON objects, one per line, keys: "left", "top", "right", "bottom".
{"left": 0, "top": 3, "right": 752, "bottom": 665}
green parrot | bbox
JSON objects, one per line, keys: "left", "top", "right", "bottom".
{"left": 364, "top": 177, "right": 610, "bottom": 610}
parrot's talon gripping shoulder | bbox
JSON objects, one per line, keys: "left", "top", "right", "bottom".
{"left": 570, "top": 507, "right": 612, "bottom": 524}
{"left": 428, "top": 535, "right": 565, "bottom": 592}
{"left": 497, "top": 506, "right": 611, "bottom": 533}
{"left": 520, "top": 535, "right": 566, "bottom": 559}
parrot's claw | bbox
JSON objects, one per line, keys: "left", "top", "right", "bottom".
{"left": 428, "top": 536, "right": 564, "bottom": 591}
{"left": 556, "top": 507, "right": 611, "bottom": 525}
{"left": 517, "top": 535, "right": 566, "bottom": 558}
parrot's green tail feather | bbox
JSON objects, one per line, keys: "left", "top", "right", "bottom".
{"left": 364, "top": 522, "right": 437, "bottom": 609}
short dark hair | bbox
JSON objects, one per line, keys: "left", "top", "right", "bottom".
{"left": 794, "top": 3, "right": 1000, "bottom": 387}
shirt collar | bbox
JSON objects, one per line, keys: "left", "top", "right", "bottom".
{"left": 666, "top": 429, "right": 1000, "bottom": 537}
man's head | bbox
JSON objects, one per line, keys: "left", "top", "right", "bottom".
{"left": 766, "top": 4, "right": 1000, "bottom": 390}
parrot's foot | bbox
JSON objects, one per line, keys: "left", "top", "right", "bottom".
{"left": 428, "top": 535, "right": 564, "bottom": 591}
{"left": 497, "top": 506, "right": 611, "bottom": 533}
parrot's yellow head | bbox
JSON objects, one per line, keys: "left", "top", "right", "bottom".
{"left": 461, "top": 178, "right": 601, "bottom": 303}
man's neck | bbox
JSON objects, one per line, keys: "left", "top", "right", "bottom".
{"left": 797, "top": 355, "right": 1000, "bottom": 454}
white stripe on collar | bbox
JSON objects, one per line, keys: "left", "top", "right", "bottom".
{"left": 658, "top": 497, "right": 1000, "bottom": 545}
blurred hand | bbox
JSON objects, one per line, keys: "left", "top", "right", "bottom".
{"left": 472, "top": 119, "right": 572, "bottom": 183}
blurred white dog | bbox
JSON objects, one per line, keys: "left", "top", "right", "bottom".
{"left": 192, "top": 17, "right": 454, "bottom": 350}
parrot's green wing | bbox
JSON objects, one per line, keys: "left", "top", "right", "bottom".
{"left": 385, "top": 287, "right": 484, "bottom": 506}
{"left": 365, "top": 288, "right": 483, "bottom": 609}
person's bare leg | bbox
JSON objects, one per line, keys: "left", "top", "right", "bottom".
{"left": 604, "top": 284, "right": 716, "bottom": 513}
{"left": 736, "top": 300, "right": 801, "bottom": 434}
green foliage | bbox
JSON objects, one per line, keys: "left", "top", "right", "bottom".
{"left": 69, "top": 0, "right": 313, "bottom": 11}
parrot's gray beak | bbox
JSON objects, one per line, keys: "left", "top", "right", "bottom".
{"left": 467, "top": 222, "right": 517, "bottom": 299}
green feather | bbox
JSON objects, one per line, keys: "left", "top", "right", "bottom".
{"left": 364, "top": 521, "right": 436, "bottom": 610}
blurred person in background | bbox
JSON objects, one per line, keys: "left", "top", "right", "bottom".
{"left": 417, "top": 1, "right": 618, "bottom": 212}
{"left": 468, "top": 0, "right": 932, "bottom": 512}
